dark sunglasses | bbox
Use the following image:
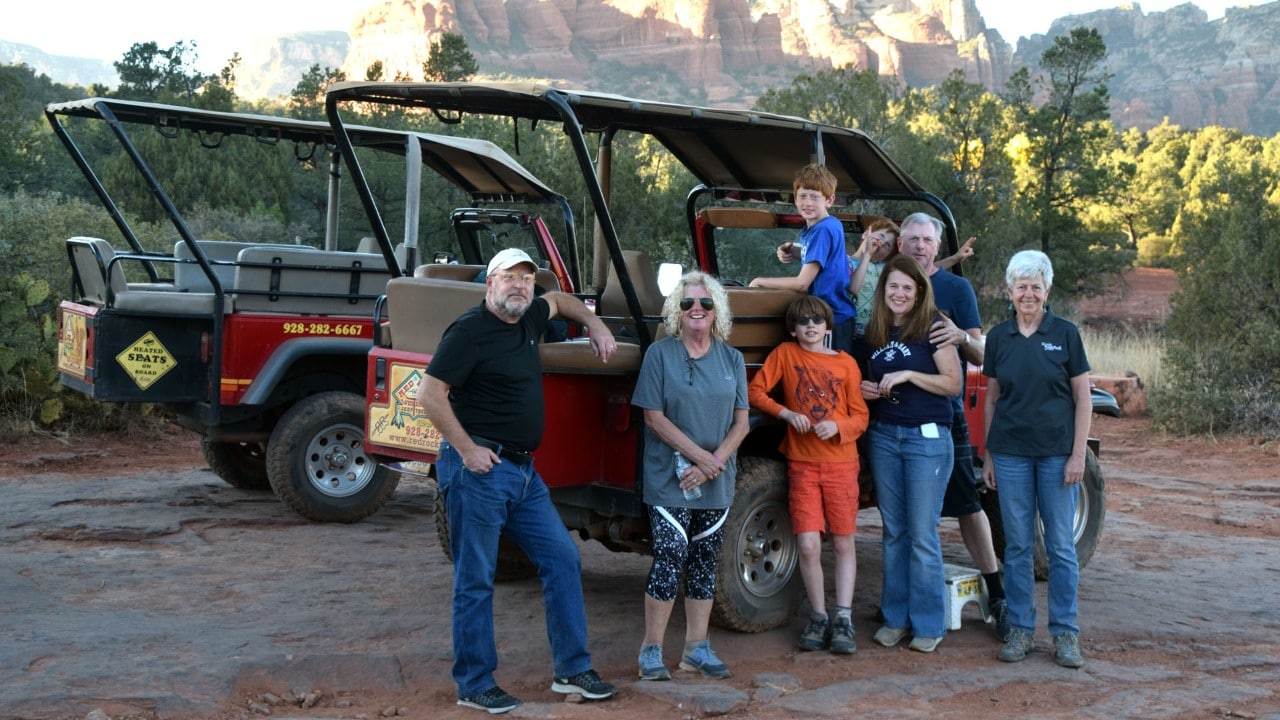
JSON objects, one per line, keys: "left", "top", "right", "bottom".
{"left": 679, "top": 297, "right": 715, "bottom": 312}
{"left": 795, "top": 315, "right": 826, "bottom": 326}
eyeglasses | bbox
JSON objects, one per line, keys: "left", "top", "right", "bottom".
{"left": 795, "top": 315, "right": 826, "bottom": 326}
{"left": 679, "top": 297, "right": 715, "bottom": 312}
{"left": 496, "top": 271, "right": 536, "bottom": 284}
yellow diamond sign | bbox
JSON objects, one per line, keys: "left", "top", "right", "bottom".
{"left": 116, "top": 331, "right": 177, "bottom": 390}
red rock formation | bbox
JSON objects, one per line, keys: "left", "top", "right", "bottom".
{"left": 341, "top": 0, "right": 1012, "bottom": 106}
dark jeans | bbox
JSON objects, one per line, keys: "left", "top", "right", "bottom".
{"left": 437, "top": 441, "right": 593, "bottom": 696}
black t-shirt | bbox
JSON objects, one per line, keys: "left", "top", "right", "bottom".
{"left": 426, "top": 297, "right": 550, "bottom": 451}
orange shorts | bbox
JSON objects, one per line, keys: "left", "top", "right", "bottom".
{"left": 788, "top": 460, "right": 860, "bottom": 536}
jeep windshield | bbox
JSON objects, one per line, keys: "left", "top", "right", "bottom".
{"left": 325, "top": 82, "right": 958, "bottom": 345}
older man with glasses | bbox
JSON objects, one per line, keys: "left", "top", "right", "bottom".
{"left": 417, "top": 248, "right": 619, "bottom": 714}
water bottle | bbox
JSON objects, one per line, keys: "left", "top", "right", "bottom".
{"left": 675, "top": 451, "right": 701, "bottom": 501}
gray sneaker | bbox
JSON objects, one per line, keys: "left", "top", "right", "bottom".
{"left": 873, "top": 625, "right": 909, "bottom": 647}
{"left": 999, "top": 627, "right": 1035, "bottom": 663}
{"left": 830, "top": 616, "right": 857, "bottom": 655}
{"left": 908, "top": 635, "right": 942, "bottom": 653}
{"left": 798, "top": 613, "right": 831, "bottom": 651}
{"left": 1053, "top": 632, "right": 1085, "bottom": 668}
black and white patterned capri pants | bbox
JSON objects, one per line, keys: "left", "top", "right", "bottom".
{"left": 645, "top": 505, "right": 728, "bottom": 601}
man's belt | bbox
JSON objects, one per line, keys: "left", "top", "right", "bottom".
{"left": 469, "top": 435, "right": 533, "bottom": 465}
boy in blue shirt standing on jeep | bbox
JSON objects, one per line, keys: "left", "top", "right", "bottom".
{"left": 750, "top": 164, "right": 858, "bottom": 353}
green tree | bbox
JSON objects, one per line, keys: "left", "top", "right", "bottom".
{"left": 422, "top": 33, "right": 479, "bottom": 82}
{"left": 1007, "top": 28, "right": 1129, "bottom": 294}
{"left": 288, "top": 64, "right": 347, "bottom": 120}
{"left": 195, "top": 53, "right": 241, "bottom": 111}
{"left": 113, "top": 41, "right": 210, "bottom": 101}
{"left": 754, "top": 66, "right": 898, "bottom": 138}
{"left": 1155, "top": 134, "right": 1280, "bottom": 436}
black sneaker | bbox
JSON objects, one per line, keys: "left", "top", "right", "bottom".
{"left": 798, "top": 613, "right": 831, "bottom": 651}
{"left": 457, "top": 686, "right": 522, "bottom": 714}
{"left": 990, "top": 597, "right": 1013, "bottom": 643}
{"left": 551, "top": 669, "right": 617, "bottom": 700}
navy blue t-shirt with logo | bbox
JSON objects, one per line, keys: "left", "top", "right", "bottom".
{"left": 982, "top": 310, "right": 1091, "bottom": 457}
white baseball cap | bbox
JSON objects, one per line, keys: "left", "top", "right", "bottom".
{"left": 486, "top": 248, "right": 537, "bottom": 276}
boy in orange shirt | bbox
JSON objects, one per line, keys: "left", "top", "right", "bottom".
{"left": 748, "top": 296, "right": 869, "bottom": 654}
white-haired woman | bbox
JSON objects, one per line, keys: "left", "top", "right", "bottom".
{"left": 632, "top": 270, "right": 749, "bottom": 681}
{"left": 981, "top": 250, "right": 1092, "bottom": 668}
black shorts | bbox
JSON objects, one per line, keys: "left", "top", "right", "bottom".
{"left": 941, "top": 418, "right": 983, "bottom": 518}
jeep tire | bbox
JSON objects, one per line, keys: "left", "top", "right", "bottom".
{"left": 982, "top": 447, "right": 1105, "bottom": 580}
{"left": 432, "top": 490, "right": 537, "bottom": 581}
{"left": 201, "top": 438, "right": 272, "bottom": 491}
{"left": 711, "top": 455, "right": 803, "bottom": 632}
{"left": 266, "top": 391, "right": 399, "bottom": 522}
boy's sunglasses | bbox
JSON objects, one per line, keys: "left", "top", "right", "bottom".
{"left": 795, "top": 315, "right": 826, "bottom": 326}
{"left": 679, "top": 297, "right": 715, "bottom": 312}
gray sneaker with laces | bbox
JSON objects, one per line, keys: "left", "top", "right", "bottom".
{"left": 999, "top": 627, "right": 1035, "bottom": 663}
{"left": 830, "top": 616, "right": 857, "bottom": 654}
{"left": 798, "top": 613, "right": 831, "bottom": 651}
{"left": 1053, "top": 632, "right": 1085, "bottom": 668}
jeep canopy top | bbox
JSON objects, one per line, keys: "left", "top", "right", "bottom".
{"left": 47, "top": 97, "right": 570, "bottom": 277}
{"left": 325, "top": 81, "right": 957, "bottom": 344}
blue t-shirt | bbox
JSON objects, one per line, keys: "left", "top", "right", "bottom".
{"left": 867, "top": 324, "right": 954, "bottom": 427}
{"left": 800, "top": 215, "right": 857, "bottom": 324}
{"left": 929, "top": 267, "right": 980, "bottom": 415}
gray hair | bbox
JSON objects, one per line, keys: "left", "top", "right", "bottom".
{"left": 661, "top": 270, "right": 733, "bottom": 340}
{"left": 899, "top": 212, "right": 944, "bottom": 238}
{"left": 1005, "top": 250, "right": 1054, "bottom": 290}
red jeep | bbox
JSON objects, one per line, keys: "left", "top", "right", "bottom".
{"left": 331, "top": 83, "right": 1108, "bottom": 630}
{"left": 50, "top": 98, "right": 578, "bottom": 522}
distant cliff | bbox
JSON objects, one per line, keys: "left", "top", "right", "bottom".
{"left": 1015, "top": 2, "right": 1280, "bottom": 134}
{"left": 0, "top": 39, "right": 117, "bottom": 88}
{"left": 235, "top": 31, "right": 349, "bottom": 100}
{"left": 7, "top": 1, "right": 1279, "bottom": 135}
{"left": 341, "top": 0, "right": 1014, "bottom": 106}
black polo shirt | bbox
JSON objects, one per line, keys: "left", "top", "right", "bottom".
{"left": 982, "top": 310, "right": 1090, "bottom": 457}
{"left": 426, "top": 297, "right": 549, "bottom": 451}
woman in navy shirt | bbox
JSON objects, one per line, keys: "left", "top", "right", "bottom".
{"left": 859, "top": 255, "right": 962, "bottom": 653}
{"left": 981, "top": 250, "right": 1091, "bottom": 669}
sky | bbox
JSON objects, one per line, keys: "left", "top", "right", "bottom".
{"left": 2, "top": 0, "right": 1248, "bottom": 74}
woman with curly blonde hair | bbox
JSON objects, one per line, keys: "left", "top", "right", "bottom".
{"left": 633, "top": 270, "right": 748, "bottom": 682}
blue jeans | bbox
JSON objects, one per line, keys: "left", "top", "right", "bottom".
{"left": 436, "top": 441, "right": 592, "bottom": 696}
{"left": 991, "top": 453, "right": 1080, "bottom": 636}
{"left": 868, "top": 420, "right": 953, "bottom": 638}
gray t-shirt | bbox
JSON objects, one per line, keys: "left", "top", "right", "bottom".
{"left": 633, "top": 336, "right": 748, "bottom": 509}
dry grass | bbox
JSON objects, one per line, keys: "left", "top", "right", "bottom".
{"left": 1080, "top": 325, "right": 1164, "bottom": 392}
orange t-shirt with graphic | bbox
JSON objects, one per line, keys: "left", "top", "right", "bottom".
{"left": 748, "top": 341, "right": 869, "bottom": 463}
